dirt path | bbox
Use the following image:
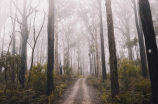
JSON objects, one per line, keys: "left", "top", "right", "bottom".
{"left": 55, "top": 78, "right": 103, "bottom": 104}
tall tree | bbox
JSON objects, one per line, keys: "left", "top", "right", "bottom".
{"left": 27, "top": 11, "right": 45, "bottom": 88}
{"left": 12, "top": 0, "right": 29, "bottom": 88}
{"left": 105, "top": 0, "right": 119, "bottom": 98}
{"left": 132, "top": 0, "right": 148, "bottom": 78}
{"left": 99, "top": 0, "right": 106, "bottom": 82}
{"left": 139, "top": 0, "right": 158, "bottom": 103}
{"left": 10, "top": 0, "right": 18, "bottom": 87}
{"left": 54, "top": 5, "right": 59, "bottom": 75}
{"left": 47, "top": 0, "right": 55, "bottom": 95}
{"left": 13, "top": 0, "right": 39, "bottom": 88}
{"left": 114, "top": 1, "right": 134, "bottom": 61}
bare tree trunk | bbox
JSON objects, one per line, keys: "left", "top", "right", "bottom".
{"left": 126, "top": 24, "right": 133, "bottom": 61}
{"left": 105, "top": 0, "right": 119, "bottom": 99}
{"left": 40, "top": 28, "right": 45, "bottom": 64}
{"left": 94, "top": 52, "right": 97, "bottom": 76}
{"left": 27, "top": 12, "right": 45, "bottom": 88}
{"left": 0, "top": 23, "right": 6, "bottom": 75}
{"left": 77, "top": 44, "right": 80, "bottom": 76}
{"left": 18, "top": 0, "right": 28, "bottom": 88}
{"left": 92, "top": 50, "right": 94, "bottom": 76}
{"left": 88, "top": 41, "right": 92, "bottom": 75}
{"left": 10, "top": 0, "right": 17, "bottom": 87}
{"left": 47, "top": 0, "right": 55, "bottom": 95}
{"left": 2, "top": 23, "right": 5, "bottom": 52}
{"left": 54, "top": 6, "right": 59, "bottom": 75}
{"left": 139, "top": 0, "right": 158, "bottom": 103}
{"left": 99, "top": 0, "right": 106, "bottom": 82}
{"left": 132, "top": 0, "right": 148, "bottom": 78}
{"left": 94, "top": 28, "right": 100, "bottom": 77}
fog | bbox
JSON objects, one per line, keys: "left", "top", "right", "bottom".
{"left": 0, "top": 0, "right": 157, "bottom": 75}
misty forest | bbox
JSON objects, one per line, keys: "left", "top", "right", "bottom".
{"left": 0, "top": 0, "right": 158, "bottom": 104}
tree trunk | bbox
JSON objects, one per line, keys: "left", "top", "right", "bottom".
{"left": 105, "top": 0, "right": 119, "bottom": 99}
{"left": 126, "top": 26, "right": 133, "bottom": 61}
{"left": 47, "top": 0, "right": 55, "bottom": 95}
{"left": 2, "top": 23, "right": 5, "bottom": 52}
{"left": 99, "top": 0, "right": 106, "bottom": 82}
{"left": 88, "top": 41, "right": 92, "bottom": 75}
{"left": 133, "top": 0, "right": 148, "bottom": 78}
{"left": 94, "top": 28, "right": 100, "bottom": 77}
{"left": 18, "top": 0, "right": 28, "bottom": 88}
{"left": 77, "top": 45, "right": 80, "bottom": 76}
{"left": 11, "top": 2, "right": 17, "bottom": 86}
{"left": 139, "top": 0, "right": 158, "bottom": 103}
{"left": 54, "top": 5, "right": 59, "bottom": 75}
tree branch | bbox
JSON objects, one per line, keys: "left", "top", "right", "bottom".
{"left": 12, "top": 0, "right": 23, "bottom": 16}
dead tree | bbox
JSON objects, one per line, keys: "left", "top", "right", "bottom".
{"left": 12, "top": 0, "right": 40, "bottom": 88}
{"left": 27, "top": 11, "right": 45, "bottom": 88}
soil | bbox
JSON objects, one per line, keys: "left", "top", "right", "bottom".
{"left": 54, "top": 78, "right": 104, "bottom": 104}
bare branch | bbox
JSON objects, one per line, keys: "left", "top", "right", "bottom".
{"left": 27, "top": 0, "right": 41, "bottom": 18}
{"left": 12, "top": 0, "right": 23, "bottom": 16}
{"left": 10, "top": 16, "right": 24, "bottom": 25}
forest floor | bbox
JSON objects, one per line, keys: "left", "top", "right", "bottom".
{"left": 54, "top": 78, "right": 104, "bottom": 104}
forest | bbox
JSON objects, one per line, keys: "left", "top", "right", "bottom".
{"left": 0, "top": 0, "right": 158, "bottom": 104}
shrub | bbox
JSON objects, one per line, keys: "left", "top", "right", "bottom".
{"left": 135, "top": 79, "right": 151, "bottom": 95}
{"left": 118, "top": 59, "right": 140, "bottom": 90}
{"left": 31, "top": 63, "right": 47, "bottom": 92}
{"left": 65, "top": 68, "right": 72, "bottom": 76}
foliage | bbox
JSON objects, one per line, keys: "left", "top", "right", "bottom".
{"left": 30, "top": 63, "right": 47, "bottom": 92}
{"left": 0, "top": 51, "right": 21, "bottom": 90}
{"left": 101, "top": 86, "right": 108, "bottom": 103}
{"left": 0, "top": 61, "right": 77, "bottom": 104}
{"left": 114, "top": 91, "right": 152, "bottom": 104}
{"left": 135, "top": 79, "right": 151, "bottom": 95}
{"left": 125, "top": 37, "right": 138, "bottom": 48}
{"left": 118, "top": 59, "right": 140, "bottom": 90}
{"left": 65, "top": 68, "right": 72, "bottom": 76}
{"left": 87, "top": 76, "right": 110, "bottom": 103}
{"left": 88, "top": 58, "right": 153, "bottom": 104}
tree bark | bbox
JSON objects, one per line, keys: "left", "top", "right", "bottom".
{"left": 139, "top": 0, "right": 158, "bottom": 103}
{"left": 133, "top": 0, "right": 148, "bottom": 78}
{"left": 18, "top": 0, "right": 28, "bottom": 88}
{"left": 105, "top": 0, "right": 119, "bottom": 99}
{"left": 10, "top": 0, "right": 17, "bottom": 86}
{"left": 99, "top": 0, "right": 106, "bottom": 82}
{"left": 126, "top": 24, "right": 133, "bottom": 61}
{"left": 54, "top": 5, "right": 59, "bottom": 75}
{"left": 94, "top": 28, "right": 100, "bottom": 77}
{"left": 47, "top": 0, "right": 55, "bottom": 95}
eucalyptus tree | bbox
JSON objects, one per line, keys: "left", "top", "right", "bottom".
{"left": 54, "top": 0, "right": 77, "bottom": 75}
{"left": 12, "top": 0, "right": 39, "bottom": 88}
{"left": 132, "top": 0, "right": 148, "bottom": 78}
{"left": 78, "top": 1, "right": 101, "bottom": 77}
{"left": 105, "top": 0, "right": 119, "bottom": 99}
{"left": 114, "top": 0, "right": 134, "bottom": 61}
{"left": 47, "top": 0, "right": 55, "bottom": 95}
{"left": 139, "top": 0, "right": 158, "bottom": 103}
{"left": 98, "top": 0, "right": 106, "bottom": 82}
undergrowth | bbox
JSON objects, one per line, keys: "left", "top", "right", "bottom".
{"left": 87, "top": 59, "right": 153, "bottom": 104}
{"left": 0, "top": 63, "right": 77, "bottom": 104}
